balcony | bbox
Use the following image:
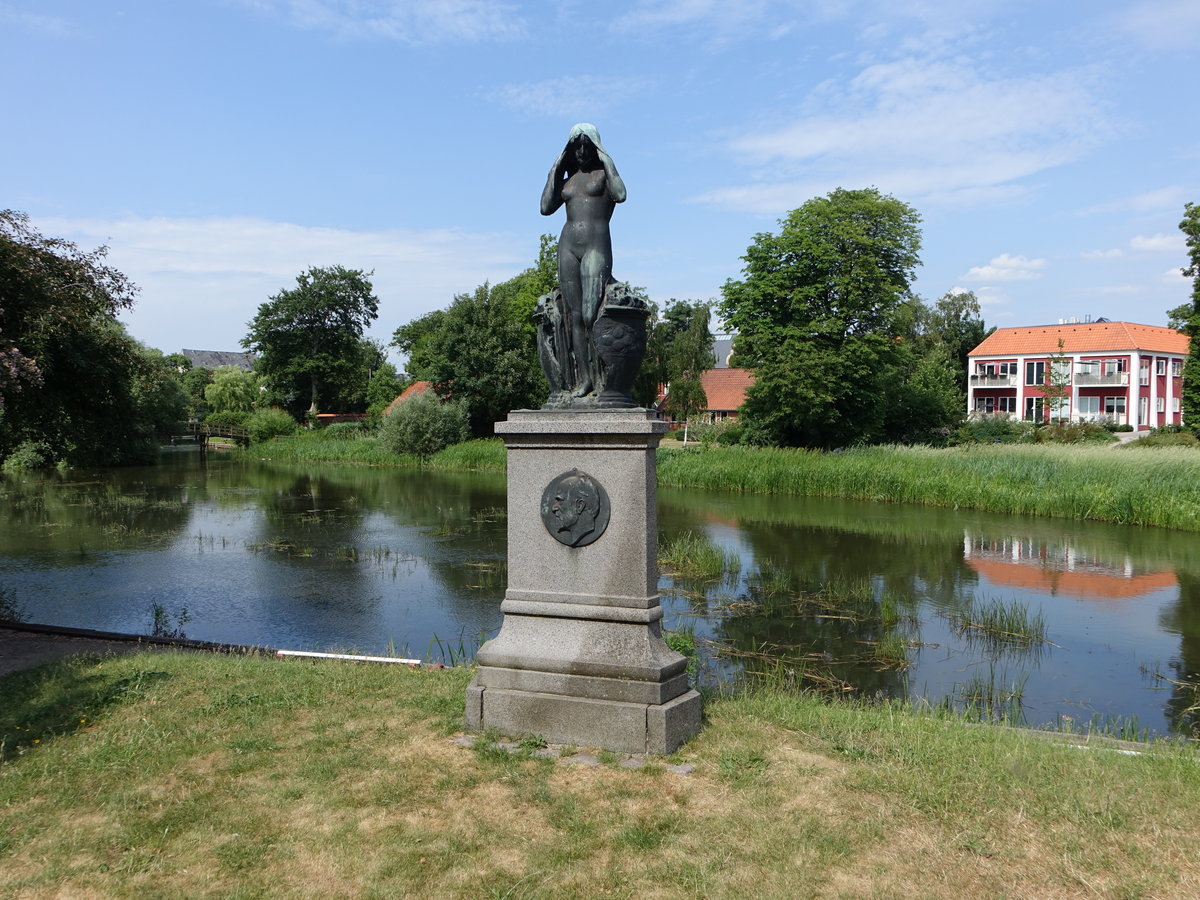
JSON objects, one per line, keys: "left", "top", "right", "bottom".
{"left": 970, "top": 374, "right": 1017, "bottom": 387}
{"left": 1074, "top": 372, "right": 1129, "bottom": 386}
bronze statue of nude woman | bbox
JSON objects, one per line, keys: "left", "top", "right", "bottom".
{"left": 539, "top": 124, "right": 632, "bottom": 404}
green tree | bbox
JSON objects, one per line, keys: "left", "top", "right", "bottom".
{"left": 1179, "top": 202, "right": 1200, "bottom": 434}
{"left": 0, "top": 209, "right": 136, "bottom": 411}
{"left": 662, "top": 302, "right": 714, "bottom": 440}
{"left": 364, "top": 360, "right": 402, "bottom": 421}
{"left": 881, "top": 343, "right": 963, "bottom": 444}
{"left": 719, "top": 188, "right": 922, "bottom": 447}
{"left": 243, "top": 266, "right": 379, "bottom": 417}
{"left": 0, "top": 211, "right": 188, "bottom": 465}
{"left": 394, "top": 282, "right": 541, "bottom": 437}
{"left": 1041, "top": 339, "right": 1072, "bottom": 422}
{"left": 917, "top": 290, "right": 989, "bottom": 393}
{"left": 204, "top": 366, "right": 257, "bottom": 416}
{"left": 634, "top": 299, "right": 711, "bottom": 409}
{"left": 180, "top": 366, "right": 213, "bottom": 419}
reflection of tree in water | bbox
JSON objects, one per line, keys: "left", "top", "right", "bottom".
{"left": 239, "top": 462, "right": 509, "bottom": 617}
{"left": 1159, "top": 568, "right": 1200, "bottom": 739}
{"left": 0, "top": 460, "right": 195, "bottom": 556}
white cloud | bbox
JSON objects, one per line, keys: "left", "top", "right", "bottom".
{"left": 236, "top": 0, "right": 525, "bottom": 43}
{"left": 961, "top": 253, "right": 1046, "bottom": 283}
{"left": 1081, "top": 248, "right": 1124, "bottom": 260}
{"left": 0, "top": 2, "right": 72, "bottom": 35}
{"left": 1077, "top": 186, "right": 1189, "bottom": 216}
{"left": 35, "top": 215, "right": 525, "bottom": 357}
{"left": 1130, "top": 233, "right": 1186, "bottom": 253}
{"left": 701, "top": 56, "right": 1108, "bottom": 214}
{"left": 611, "top": 0, "right": 795, "bottom": 41}
{"left": 1162, "top": 266, "right": 1190, "bottom": 284}
{"left": 485, "top": 76, "right": 651, "bottom": 118}
{"left": 1091, "top": 284, "right": 1143, "bottom": 295}
{"left": 1111, "top": 0, "right": 1200, "bottom": 50}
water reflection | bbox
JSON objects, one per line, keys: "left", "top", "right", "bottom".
{"left": 2, "top": 450, "right": 1199, "bottom": 740}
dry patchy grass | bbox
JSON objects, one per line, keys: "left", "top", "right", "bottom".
{"left": 2, "top": 651, "right": 1199, "bottom": 898}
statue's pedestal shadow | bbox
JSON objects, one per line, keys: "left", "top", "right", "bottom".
{"left": 466, "top": 410, "right": 702, "bottom": 755}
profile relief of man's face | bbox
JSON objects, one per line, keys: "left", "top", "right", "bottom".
{"left": 551, "top": 474, "right": 600, "bottom": 545}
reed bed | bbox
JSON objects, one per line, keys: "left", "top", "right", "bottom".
{"left": 658, "top": 531, "right": 741, "bottom": 580}
{"left": 657, "top": 443, "right": 1200, "bottom": 530}
{"left": 248, "top": 433, "right": 505, "bottom": 471}
{"left": 947, "top": 598, "right": 1049, "bottom": 651}
{"left": 253, "top": 433, "right": 1200, "bottom": 530}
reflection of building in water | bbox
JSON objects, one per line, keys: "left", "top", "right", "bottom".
{"left": 962, "top": 532, "right": 1176, "bottom": 600}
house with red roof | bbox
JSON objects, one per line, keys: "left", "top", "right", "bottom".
{"left": 967, "top": 320, "right": 1189, "bottom": 430}
{"left": 658, "top": 336, "right": 755, "bottom": 422}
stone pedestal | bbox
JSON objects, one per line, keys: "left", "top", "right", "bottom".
{"left": 466, "top": 409, "right": 701, "bottom": 754}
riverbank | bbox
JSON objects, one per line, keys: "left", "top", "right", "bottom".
{"left": 249, "top": 433, "right": 1200, "bottom": 531}
{"left": 2, "top": 649, "right": 1197, "bottom": 898}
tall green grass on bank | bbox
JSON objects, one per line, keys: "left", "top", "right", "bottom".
{"left": 4, "top": 650, "right": 1200, "bottom": 898}
{"left": 248, "top": 432, "right": 505, "bottom": 471}
{"left": 657, "top": 443, "right": 1200, "bottom": 531}
{"left": 249, "top": 433, "right": 1200, "bottom": 531}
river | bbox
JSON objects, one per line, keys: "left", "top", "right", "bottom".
{"left": 2, "top": 449, "right": 1198, "bottom": 740}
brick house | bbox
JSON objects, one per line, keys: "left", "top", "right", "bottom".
{"left": 658, "top": 336, "right": 755, "bottom": 422}
{"left": 966, "top": 320, "right": 1189, "bottom": 430}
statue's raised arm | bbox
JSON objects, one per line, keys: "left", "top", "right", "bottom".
{"left": 534, "top": 124, "right": 647, "bottom": 410}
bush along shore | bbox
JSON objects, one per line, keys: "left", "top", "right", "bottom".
{"left": 2, "top": 649, "right": 1199, "bottom": 898}
{"left": 249, "top": 432, "right": 1200, "bottom": 531}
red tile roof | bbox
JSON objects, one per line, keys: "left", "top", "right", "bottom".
{"left": 383, "top": 380, "right": 432, "bottom": 417}
{"left": 970, "top": 321, "right": 1188, "bottom": 357}
{"left": 699, "top": 368, "right": 754, "bottom": 412}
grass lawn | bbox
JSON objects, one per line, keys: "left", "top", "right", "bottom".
{"left": 3, "top": 650, "right": 1199, "bottom": 898}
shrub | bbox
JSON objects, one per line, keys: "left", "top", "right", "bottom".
{"left": 380, "top": 392, "right": 469, "bottom": 459}
{"left": 2, "top": 440, "right": 56, "bottom": 474}
{"left": 1033, "top": 422, "right": 1117, "bottom": 445}
{"left": 953, "top": 415, "right": 1032, "bottom": 445}
{"left": 247, "top": 407, "right": 298, "bottom": 443}
{"left": 1123, "top": 430, "right": 1200, "bottom": 448}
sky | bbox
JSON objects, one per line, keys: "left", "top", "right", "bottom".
{"left": 3, "top": 0, "right": 1198, "bottom": 367}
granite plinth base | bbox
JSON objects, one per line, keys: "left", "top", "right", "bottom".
{"left": 466, "top": 409, "right": 703, "bottom": 755}
{"left": 466, "top": 678, "right": 701, "bottom": 756}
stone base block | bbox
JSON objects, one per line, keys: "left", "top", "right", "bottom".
{"left": 468, "top": 678, "right": 701, "bottom": 755}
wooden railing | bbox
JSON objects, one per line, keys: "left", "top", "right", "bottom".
{"left": 178, "top": 423, "right": 251, "bottom": 451}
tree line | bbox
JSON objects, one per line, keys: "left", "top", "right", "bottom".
{"left": 4, "top": 193, "right": 1199, "bottom": 469}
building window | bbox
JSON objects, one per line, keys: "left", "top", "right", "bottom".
{"left": 1157, "top": 397, "right": 1165, "bottom": 413}
{"left": 1173, "top": 397, "right": 1181, "bottom": 413}
{"left": 1172, "top": 360, "right": 1183, "bottom": 377}
{"left": 1139, "top": 362, "right": 1150, "bottom": 386}
{"left": 1156, "top": 359, "right": 1167, "bottom": 376}
{"left": 1024, "top": 397, "right": 1044, "bottom": 420}
{"left": 975, "top": 397, "right": 996, "bottom": 413}
{"left": 1105, "top": 396, "right": 1127, "bottom": 421}
{"left": 1139, "top": 396, "right": 1148, "bottom": 424}
{"left": 1025, "top": 361, "right": 1046, "bottom": 386}
{"left": 998, "top": 397, "right": 1016, "bottom": 413}
{"left": 1078, "top": 360, "right": 1099, "bottom": 377}
{"left": 1078, "top": 396, "right": 1100, "bottom": 419}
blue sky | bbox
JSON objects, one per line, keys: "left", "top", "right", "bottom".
{"left": 4, "top": 0, "right": 1198, "bottom": 364}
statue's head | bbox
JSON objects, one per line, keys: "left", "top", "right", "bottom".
{"left": 568, "top": 123, "right": 604, "bottom": 167}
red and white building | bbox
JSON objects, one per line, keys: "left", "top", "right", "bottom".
{"left": 967, "top": 320, "right": 1189, "bottom": 430}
